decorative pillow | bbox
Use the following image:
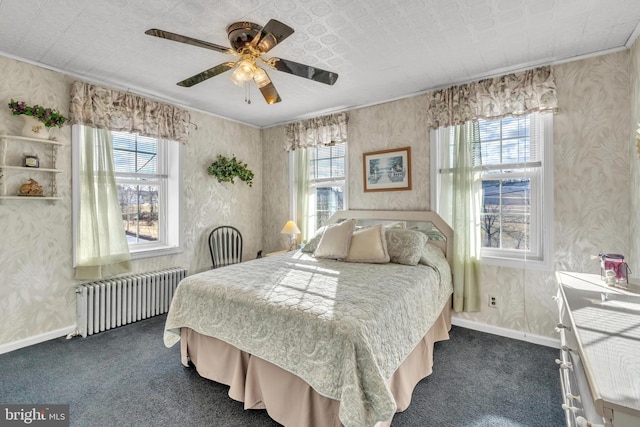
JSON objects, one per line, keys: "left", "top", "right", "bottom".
{"left": 301, "top": 226, "right": 326, "bottom": 253}
{"left": 385, "top": 222, "right": 406, "bottom": 229}
{"left": 385, "top": 229, "right": 428, "bottom": 266}
{"left": 410, "top": 226, "right": 444, "bottom": 241}
{"left": 346, "top": 224, "right": 390, "bottom": 264}
{"left": 314, "top": 220, "right": 356, "bottom": 260}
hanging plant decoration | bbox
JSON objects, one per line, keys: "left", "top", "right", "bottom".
{"left": 207, "top": 154, "right": 254, "bottom": 187}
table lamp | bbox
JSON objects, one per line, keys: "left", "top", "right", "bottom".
{"left": 280, "top": 220, "right": 301, "bottom": 251}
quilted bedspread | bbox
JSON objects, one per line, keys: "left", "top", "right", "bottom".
{"left": 164, "top": 250, "right": 452, "bottom": 427}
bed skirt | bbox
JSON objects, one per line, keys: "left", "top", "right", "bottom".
{"left": 180, "top": 298, "right": 451, "bottom": 427}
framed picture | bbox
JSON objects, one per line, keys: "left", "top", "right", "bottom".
{"left": 363, "top": 147, "right": 412, "bottom": 192}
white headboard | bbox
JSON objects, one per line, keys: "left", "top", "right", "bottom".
{"left": 326, "top": 210, "right": 453, "bottom": 266}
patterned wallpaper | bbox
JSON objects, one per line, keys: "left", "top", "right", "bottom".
{"left": 630, "top": 39, "right": 640, "bottom": 275}
{"left": 1, "top": 46, "right": 635, "bottom": 348}
{"left": 347, "top": 95, "right": 431, "bottom": 211}
{"left": 260, "top": 126, "right": 291, "bottom": 253}
{"left": 262, "top": 50, "right": 632, "bottom": 340}
{"left": 0, "top": 55, "right": 262, "bottom": 347}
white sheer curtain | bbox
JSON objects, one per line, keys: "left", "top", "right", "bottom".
{"left": 294, "top": 148, "right": 311, "bottom": 243}
{"left": 436, "top": 122, "right": 483, "bottom": 312}
{"left": 74, "top": 125, "right": 131, "bottom": 280}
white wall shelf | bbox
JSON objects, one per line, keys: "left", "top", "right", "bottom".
{"left": 0, "top": 133, "right": 64, "bottom": 202}
{"left": 1, "top": 165, "right": 62, "bottom": 173}
{"left": 0, "top": 196, "right": 62, "bottom": 201}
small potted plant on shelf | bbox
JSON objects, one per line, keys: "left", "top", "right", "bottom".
{"left": 207, "top": 154, "right": 254, "bottom": 187}
{"left": 8, "top": 99, "right": 68, "bottom": 139}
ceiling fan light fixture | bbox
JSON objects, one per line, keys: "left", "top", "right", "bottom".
{"left": 230, "top": 59, "right": 256, "bottom": 86}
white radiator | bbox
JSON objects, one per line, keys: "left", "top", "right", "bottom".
{"left": 72, "top": 268, "right": 186, "bottom": 338}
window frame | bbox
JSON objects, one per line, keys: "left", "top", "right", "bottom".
{"left": 430, "top": 113, "right": 553, "bottom": 270}
{"left": 72, "top": 126, "right": 183, "bottom": 264}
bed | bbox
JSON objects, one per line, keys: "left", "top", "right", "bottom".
{"left": 164, "top": 210, "right": 454, "bottom": 427}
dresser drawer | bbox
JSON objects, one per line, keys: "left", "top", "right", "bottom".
{"left": 556, "top": 287, "right": 604, "bottom": 427}
{"left": 558, "top": 346, "right": 604, "bottom": 426}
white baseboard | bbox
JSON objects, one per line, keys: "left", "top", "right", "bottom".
{"left": 451, "top": 316, "right": 560, "bottom": 349}
{"left": 0, "top": 325, "right": 77, "bottom": 355}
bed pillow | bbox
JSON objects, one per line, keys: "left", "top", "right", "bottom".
{"left": 301, "top": 226, "right": 326, "bottom": 253}
{"left": 314, "top": 219, "right": 356, "bottom": 260}
{"left": 385, "top": 229, "right": 428, "bottom": 266}
{"left": 346, "top": 224, "right": 390, "bottom": 264}
{"left": 420, "top": 242, "right": 452, "bottom": 286}
{"left": 420, "top": 242, "right": 446, "bottom": 267}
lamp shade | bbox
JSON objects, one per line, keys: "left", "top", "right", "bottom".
{"left": 280, "top": 220, "right": 301, "bottom": 235}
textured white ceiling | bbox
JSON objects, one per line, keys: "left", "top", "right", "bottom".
{"left": 1, "top": 0, "right": 639, "bottom": 128}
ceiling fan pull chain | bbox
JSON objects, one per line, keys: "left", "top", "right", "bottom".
{"left": 245, "top": 83, "right": 251, "bottom": 104}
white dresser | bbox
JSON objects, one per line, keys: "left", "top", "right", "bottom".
{"left": 555, "top": 272, "right": 640, "bottom": 427}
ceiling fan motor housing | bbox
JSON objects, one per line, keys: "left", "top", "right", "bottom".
{"left": 227, "top": 22, "right": 262, "bottom": 52}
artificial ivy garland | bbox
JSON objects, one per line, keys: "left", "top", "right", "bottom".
{"left": 8, "top": 99, "right": 68, "bottom": 128}
{"left": 207, "top": 154, "right": 254, "bottom": 187}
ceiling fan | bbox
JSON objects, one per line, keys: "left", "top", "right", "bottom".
{"left": 145, "top": 19, "right": 339, "bottom": 105}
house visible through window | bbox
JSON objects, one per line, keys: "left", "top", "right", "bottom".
{"left": 432, "top": 112, "right": 552, "bottom": 267}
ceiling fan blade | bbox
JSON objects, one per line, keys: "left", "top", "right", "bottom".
{"left": 145, "top": 29, "right": 232, "bottom": 54}
{"left": 257, "top": 81, "right": 282, "bottom": 104}
{"left": 177, "top": 62, "right": 235, "bottom": 87}
{"left": 253, "top": 19, "right": 294, "bottom": 53}
{"left": 270, "top": 58, "right": 338, "bottom": 85}
{"left": 254, "top": 70, "right": 282, "bottom": 104}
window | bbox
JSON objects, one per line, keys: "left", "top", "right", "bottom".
{"left": 73, "top": 129, "right": 182, "bottom": 260}
{"left": 431, "top": 113, "right": 552, "bottom": 268}
{"left": 308, "top": 144, "right": 346, "bottom": 230}
{"left": 291, "top": 143, "right": 347, "bottom": 239}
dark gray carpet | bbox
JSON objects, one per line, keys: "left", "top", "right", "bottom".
{"left": 0, "top": 315, "right": 563, "bottom": 426}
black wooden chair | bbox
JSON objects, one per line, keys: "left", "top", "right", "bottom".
{"left": 208, "top": 226, "right": 243, "bottom": 269}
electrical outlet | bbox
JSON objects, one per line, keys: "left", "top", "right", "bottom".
{"left": 488, "top": 294, "right": 498, "bottom": 308}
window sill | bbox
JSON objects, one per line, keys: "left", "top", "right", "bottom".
{"left": 129, "top": 245, "right": 182, "bottom": 260}
{"left": 481, "top": 255, "right": 552, "bottom": 272}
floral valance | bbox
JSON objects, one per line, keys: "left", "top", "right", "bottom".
{"left": 284, "top": 112, "right": 349, "bottom": 151}
{"left": 69, "top": 81, "right": 191, "bottom": 144}
{"left": 425, "top": 66, "right": 558, "bottom": 129}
